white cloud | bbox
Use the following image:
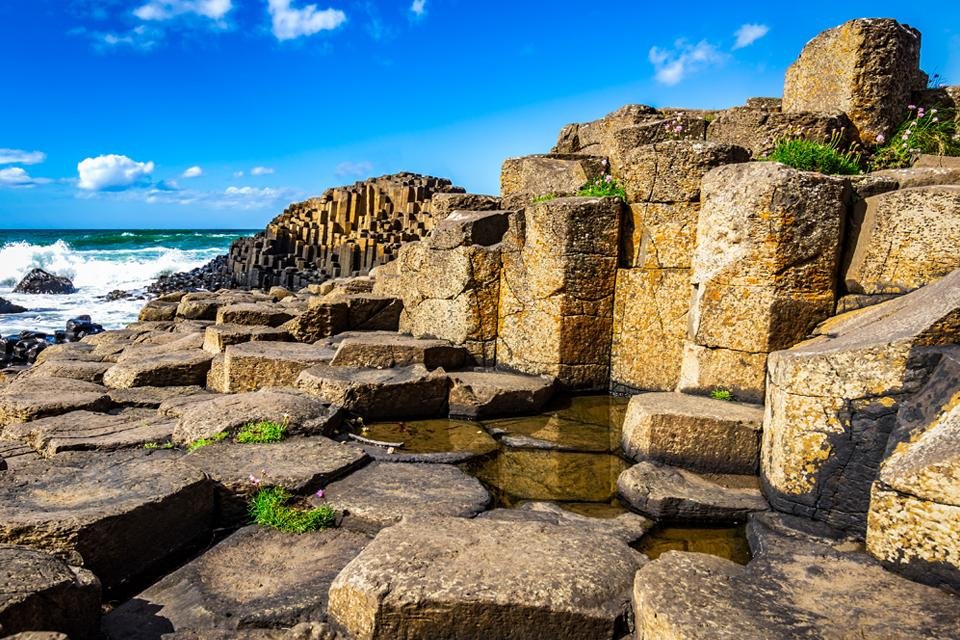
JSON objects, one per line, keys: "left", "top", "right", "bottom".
{"left": 250, "top": 166, "right": 275, "bottom": 176}
{"left": 219, "top": 185, "right": 296, "bottom": 209}
{"left": 0, "top": 167, "right": 50, "bottom": 188}
{"left": 649, "top": 39, "right": 724, "bottom": 86}
{"left": 134, "top": 0, "right": 232, "bottom": 21}
{"left": 410, "top": 0, "right": 425, "bottom": 17}
{"left": 233, "top": 170, "right": 245, "bottom": 178}
{"left": 77, "top": 154, "right": 155, "bottom": 191}
{"left": 268, "top": 0, "right": 346, "bottom": 41}
{"left": 181, "top": 165, "right": 203, "bottom": 178}
{"left": 0, "top": 149, "right": 46, "bottom": 165}
{"left": 334, "top": 160, "right": 373, "bottom": 179}
{"left": 733, "top": 23, "right": 769, "bottom": 49}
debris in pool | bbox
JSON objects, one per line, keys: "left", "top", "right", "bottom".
{"left": 348, "top": 433, "right": 405, "bottom": 448}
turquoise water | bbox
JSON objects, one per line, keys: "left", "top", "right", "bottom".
{"left": 0, "top": 229, "right": 255, "bottom": 334}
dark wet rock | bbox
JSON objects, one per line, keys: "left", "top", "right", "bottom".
{"left": 0, "top": 545, "right": 100, "bottom": 639}
{"left": 448, "top": 370, "right": 555, "bottom": 419}
{"left": 102, "top": 526, "right": 369, "bottom": 640}
{"left": 618, "top": 461, "right": 769, "bottom": 523}
{"left": 13, "top": 269, "right": 76, "bottom": 295}
{"left": 2, "top": 409, "right": 176, "bottom": 457}
{"left": 320, "top": 462, "right": 490, "bottom": 532}
{"left": 327, "top": 516, "right": 645, "bottom": 640}
{"left": 0, "top": 377, "right": 111, "bottom": 426}
{"left": 0, "top": 450, "right": 214, "bottom": 590}
{"left": 0, "top": 297, "right": 27, "bottom": 314}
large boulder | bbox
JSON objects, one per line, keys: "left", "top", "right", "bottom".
{"left": 762, "top": 269, "right": 960, "bottom": 535}
{"left": 214, "top": 303, "right": 293, "bottom": 327}
{"left": 843, "top": 185, "right": 960, "bottom": 295}
{"left": 202, "top": 323, "right": 290, "bottom": 354}
{"left": 497, "top": 197, "right": 621, "bottom": 390}
{"left": 102, "top": 349, "right": 213, "bottom": 389}
{"left": 217, "top": 341, "right": 336, "bottom": 393}
{"left": 866, "top": 352, "right": 960, "bottom": 591}
{"left": 0, "top": 297, "right": 27, "bottom": 314}
{"left": 619, "top": 141, "right": 749, "bottom": 203}
{"left": 499, "top": 153, "right": 607, "bottom": 208}
{"left": 447, "top": 370, "right": 555, "bottom": 418}
{"left": 0, "top": 545, "right": 100, "bottom": 639}
{"left": 782, "top": 18, "right": 926, "bottom": 143}
{"left": 328, "top": 332, "right": 467, "bottom": 370}
{"left": 327, "top": 516, "right": 645, "bottom": 640}
{"left": 13, "top": 269, "right": 76, "bottom": 295}
{"left": 427, "top": 209, "right": 511, "bottom": 250}
{"left": 679, "top": 162, "right": 851, "bottom": 402}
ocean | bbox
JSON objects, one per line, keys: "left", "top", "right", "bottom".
{"left": 0, "top": 229, "right": 255, "bottom": 335}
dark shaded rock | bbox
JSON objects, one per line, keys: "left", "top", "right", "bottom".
{"left": 0, "top": 297, "right": 27, "bottom": 314}
{"left": 426, "top": 209, "right": 511, "bottom": 250}
{"left": 13, "top": 269, "right": 76, "bottom": 295}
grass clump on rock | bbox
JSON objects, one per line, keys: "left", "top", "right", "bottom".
{"left": 249, "top": 486, "right": 335, "bottom": 534}
{"left": 870, "top": 104, "right": 959, "bottom": 170}
{"left": 186, "top": 431, "right": 228, "bottom": 452}
{"left": 709, "top": 388, "right": 734, "bottom": 402}
{"left": 235, "top": 420, "right": 287, "bottom": 444}
{"left": 578, "top": 174, "right": 627, "bottom": 201}
{"left": 764, "top": 137, "right": 862, "bottom": 175}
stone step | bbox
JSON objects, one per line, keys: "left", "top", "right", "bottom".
{"left": 19, "top": 360, "right": 112, "bottom": 384}
{"left": 447, "top": 370, "right": 555, "bottom": 419}
{"left": 102, "top": 526, "right": 369, "bottom": 639}
{"left": 425, "top": 209, "right": 511, "bottom": 250}
{"left": 297, "top": 364, "right": 449, "bottom": 420}
{"left": 620, "top": 392, "right": 763, "bottom": 475}
{"left": 0, "top": 450, "right": 214, "bottom": 590}
{"left": 202, "top": 323, "right": 291, "bottom": 354}
{"left": 327, "top": 516, "right": 645, "bottom": 640}
{"left": 329, "top": 331, "right": 468, "bottom": 369}
{"left": 2, "top": 409, "right": 176, "bottom": 457}
{"left": 103, "top": 349, "right": 214, "bottom": 389}
{"left": 107, "top": 385, "right": 208, "bottom": 409}
{"left": 0, "top": 378, "right": 112, "bottom": 427}
{"left": 499, "top": 153, "right": 607, "bottom": 209}
{"left": 618, "top": 460, "right": 768, "bottom": 523}
{"left": 0, "top": 544, "right": 100, "bottom": 639}
{"left": 214, "top": 303, "right": 295, "bottom": 327}
{"left": 218, "top": 341, "right": 338, "bottom": 393}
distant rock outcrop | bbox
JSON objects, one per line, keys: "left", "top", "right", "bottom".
{"left": 0, "top": 297, "right": 27, "bottom": 314}
{"left": 13, "top": 268, "right": 76, "bottom": 295}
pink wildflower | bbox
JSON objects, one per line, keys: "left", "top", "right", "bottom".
{"left": 249, "top": 474, "right": 261, "bottom": 485}
{"left": 315, "top": 488, "right": 325, "bottom": 499}
{"left": 875, "top": 133, "right": 885, "bottom": 144}
{"left": 908, "top": 104, "right": 916, "bottom": 110}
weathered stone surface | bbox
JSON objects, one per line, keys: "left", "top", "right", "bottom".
{"left": 33, "top": 342, "right": 100, "bottom": 365}
{"left": 176, "top": 294, "right": 224, "bottom": 321}
{"left": 377, "top": 240, "right": 501, "bottom": 366}
{"left": 619, "top": 201, "right": 700, "bottom": 270}
{"left": 0, "top": 378, "right": 111, "bottom": 426}
{"left": 706, "top": 106, "right": 854, "bottom": 157}
{"left": 762, "top": 269, "right": 960, "bottom": 534}
{"left": 341, "top": 294, "right": 401, "bottom": 331}
{"left": 219, "top": 341, "right": 337, "bottom": 393}
{"left": 0, "top": 545, "right": 100, "bottom": 639}
{"left": 0, "top": 441, "right": 39, "bottom": 470}
{"left": 321, "top": 462, "right": 490, "bottom": 531}
{"left": 202, "top": 324, "right": 290, "bottom": 354}
{"left": 169, "top": 389, "right": 342, "bottom": 444}
{"left": 447, "top": 370, "right": 554, "bottom": 418}
{"left": 553, "top": 104, "right": 662, "bottom": 156}
{"left": 479, "top": 500, "right": 653, "bottom": 545}
{"left": 782, "top": 18, "right": 926, "bottom": 142}
{"left": 620, "top": 141, "right": 749, "bottom": 203}
{"left": 866, "top": 352, "right": 960, "bottom": 591}
{"left": 107, "top": 385, "right": 207, "bottom": 409}
{"left": 215, "top": 303, "right": 293, "bottom": 327}
{"left": 0, "top": 451, "right": 213, "bottom": 589}
{"left": 497, "top": 197, "right": 621, "bottom": 390}
{"left": 329, "top": 332, "right": 467, "bottom": 370}
{"left": 633, "top": 511, "right": 960, "bottom": 640}
{"left": 112, "top": 333, "right": 205, "bottom": 365}
{"left": 618, "top": 461, "right": 767, "bottom": 522}
{"left": 137, "top": 300, "right": 179, "bottom": 322}
{"left": 20, "top": 360, "right": 112, "bottom": 383}
{"left": 843, "top": 186, "right": 960, "bottom": 295}
{"left": 426, "top": 209, "right": 510, "bottom": 251}
{"left": 327, "top": 516, "right": 645, "bottom": 640}
{"left": 297, "top": 364, "right": 448, "bottom": 420}
{"left": 102, "top": 526, "right": 369, "bottom": 639}
{"left": 871, "top": 166, "right": 960, "bottom": 189}
{"left": 679, "top": 162, "right": 850, "bottom": 402}
{"left": 621, "top": 392, "right": 763, "bottom": 474}
{"left": 499, "top": 153, "right": 607, "bottom": 207}
{"left": 281, "top": 302, "right": 348, "bottom": 343}
{"left": 103, "top": 350, "right": 213, "bottom": 389}
{"left": 2, "top": 409, "right": 176, "bottom": 457}
{"left": 429, "top": 192, "right": 502, "bottom": 219}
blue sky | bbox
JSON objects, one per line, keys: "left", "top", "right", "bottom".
{"left": 1, "top": 1, "right": 958, "bottom": 229}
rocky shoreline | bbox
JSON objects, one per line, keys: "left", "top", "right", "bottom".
{"left": 2, "top": 17, "right": 960, "bottom": 640}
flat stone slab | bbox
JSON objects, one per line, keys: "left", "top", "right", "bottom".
{"left": 103, "top": 350, "right": 213, "bottom": 389}
{"left": 202, "top": 323, "right": 290, "bottom": 354}
{"left": 215, "top": 303, "right": 294, "bottom": 327}
{"left": 618, "top": 461, "right": 768, "bottom": 523}
{"left": 633, "top": 511, "right": 960, "bottom": 639}
{"left": 221, "top": 342, "right": 337, "bottom": 393}
{"left": 320, "top": 462, "right": 490, "bottom": 531}
{"left": 327, "top": 516, "right": 646, "bottom": 640}
{"left": 107, "top": 385, "right": 208, "bottom": 409}
{"left": 0, "top": 450, "right": 213, "bottom": 589}
{"left": 0, "top": 441, "right": 40, "bottom": 470}
{"left": 0, "top": 378, "right": 111, "bottom": 426}
{"left": 169, "top": 389, "right": 343, "bottom": 445}
{"left": 480, "top": 500, "right": 653, "bottom": 545}
{"left": 329, "top": 332, "right": 467, "bottom": 370}
{"left": 2, "top": 409, "right": 176, "bottom": 457}
{"left": 620, "top": 392, "right": 763, "bottom": 474}
{"left": 0, "top": 545, "right": 100, "bottom": 639}
{"left": 22, "top": 360, "right": 113, "bottom": 383}
{"left": 103, "top": 526, "right": 369, "bottom": 639}
{"left": 448, "top": 370, "right": 555, "bottom": 419}
{"left": 113, "top": 333, "right": 205, "bottom": 364}
{"left": 184, "top": 437, "right": 368, "bottom": 524}
{"left": 34, "top": 342, "right": 101, "bottom": 364}
{"left": 297, "top": 364, "right": 449, "bottom": 420}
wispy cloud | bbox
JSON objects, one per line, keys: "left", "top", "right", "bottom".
{"left": 181, "top": 165, "right": 203, "bottom": 178}
{"left": 133, "top": 0, "right": 232, "bottom": 21}
{"left": 334, "top": 160, "right": 373, "bottom": 179}
{"left": 733, "top": 23, "right": 769, "bottom": 49}
{"left": 0, "top": 167, "right": 51, "bottom": 188}
{"left": 77, "top": 154, "right": 155, "bottom": 191}
{"left": 649, "top": 39, "right": 725, "bottom": 86}
{"left": 0, "top": 149, "right": 47, "bottom": 165}
{"left": 250, "top": 166, "right": 275, "bottom": 176}
{"left": 267, "top": 0, "right": 346, "bottom": 41}
{"left": 410, "top": 0, "right": 426, "bottom": 17}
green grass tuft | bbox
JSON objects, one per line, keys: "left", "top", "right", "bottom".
{"left": 763, "top": 138, "right": 862, "bottom": 175}
{"left": 186, "top": 431, "right": 228, "bottom": 452}
{"left": 235, "top": 420, "right": 287, "bottom": 444}
{"left": 577, "top": 174, "right": 627, "bottom": 201}
{"left": 143, "top": 441, "right": 174, "bottom": 450}
{"left": 870, "top": 105, "right": 959, "bottom": 170}
{"left": 249, "top": 486, "right": 335, "bottom": 534}
{"left": 532, "top": 193, "right": 558, "bottom": 203}
{"left": 709, "top": 389, "right": 734, "bottom": 402}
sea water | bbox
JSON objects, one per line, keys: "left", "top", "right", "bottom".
{"left": 0, "top": 229, "right": 255, "bottom": 334}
